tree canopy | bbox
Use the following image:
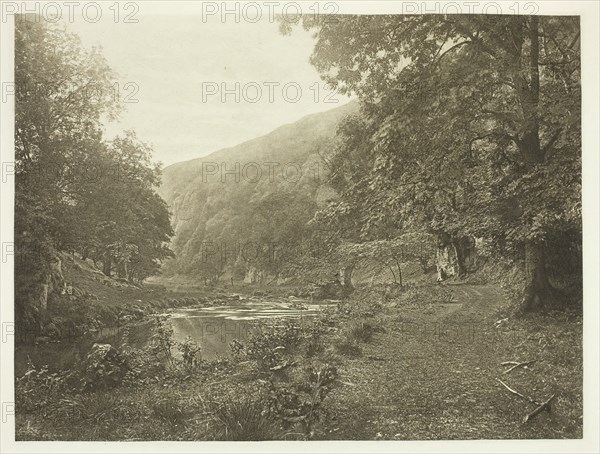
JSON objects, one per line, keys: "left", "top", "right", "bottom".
{"left": 15, "top": 16, "right": 174, "bottom": 322}
{"left": 282, "top": 14, "right": 581, "bottom": 310}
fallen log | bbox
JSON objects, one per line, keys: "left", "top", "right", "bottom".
{"left": 523, "top": 394, "right": 556, "bottom": 423}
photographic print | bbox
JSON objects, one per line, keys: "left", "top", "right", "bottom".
{"left": 0, "top": 1, "right": 598, "bottom": 451}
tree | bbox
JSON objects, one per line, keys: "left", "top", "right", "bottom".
{"left": 338, "top": 234, "right": 436, "bottom": 287}
{"left": 15, "top": 19, "right": 174, "bottom": 331}
{"left": 283, "top": 15, "right": 581, "bottom": 311}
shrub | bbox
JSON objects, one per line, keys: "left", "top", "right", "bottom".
{"left": 334, "top": 339, "right": 362, "bottom": 357}
{"left": 231, "top": 320, "right": 301, "bottom": 370}
{"left": 81, "top": 343, "right": 129, "bottom": 391}
{"left": 149, "top": 316, "right": 176, "bottom": 366}
{"left": 178, "top": 336, "right": 202, "bottom": 368}
{"left": 266, "top": 364, "right": 337, "bottom": 439}
{"left": 348, "top": 320, "right": 375, "bottom": 342}
{"left": 306, "top": 334, "right": 324, "bottom": 357}
{"left": 212, "top": 399, "right": 281, "bottom": 441}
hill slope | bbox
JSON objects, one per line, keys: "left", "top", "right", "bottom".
{"left": 158, "top": 101, "right": 359, "bottom": 278}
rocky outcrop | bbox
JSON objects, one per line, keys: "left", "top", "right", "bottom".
{"left": 244, "top": 266, "right": 266, "bottom": 284}
{"left": 436, "top": 234, "right": 477, "bottom": 281}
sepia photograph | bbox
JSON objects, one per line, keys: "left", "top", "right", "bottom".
{"left": 0, "top": 1, "right": 598, "bottom": 452}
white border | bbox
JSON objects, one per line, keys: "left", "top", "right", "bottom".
{"left": 1, "top": 1, "right": 598, "bottom": 453}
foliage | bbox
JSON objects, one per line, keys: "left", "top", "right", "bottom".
{"left": 347, "top": 320, "right": 376, "bottom": 342}
{"left": 158, "top": 102, "right": 358, "bottom": 283}
{"left": 282, "top": 14, "right": 581, "bottom": 309}
{"left": 15, "top": 360, "right": 79, "bottom": 413}
{"left": 212, "top": 399, "right": 282, "bottom": 441}
{"left": 266, "top": 364, "right": 338, "bottom": 438}
{"left": 81, "top": 343, "right": 129, "bottom": 391}
{"left": 231, "top": 320, "right": 301, "bottom": 370}
{"left": 178, "top": 336, "right": 202, "bottom": 368}
{"left": 149, "top": 316, "right": 176, "bottom": 366}
{"left": 334, "top": 339, "right": 362, "bottom": 358}
{"left": 15, "top": 19, "right": 174, "bottom": 333}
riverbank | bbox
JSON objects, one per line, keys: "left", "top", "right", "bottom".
{"left": 15, "top": 278, "right": 583, "bottom": 440}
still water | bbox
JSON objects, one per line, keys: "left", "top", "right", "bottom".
{"left": 167, "top": 298, "right": 334, "bottom": 360}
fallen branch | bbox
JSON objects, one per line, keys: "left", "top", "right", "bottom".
{"left": 502, "top": 360, "right": 536, "bottom": 374}
{"left": 523, "top": 394, "right": 556, "bottom": 423}
{"left": 495, "top": 378, "right": 540, "bottom": 405}
{"left": 269, "top": 360, "right": 297, "bottom": 371}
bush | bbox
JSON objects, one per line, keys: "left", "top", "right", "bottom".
{"left": 178, "top": 336, "right": 202, "bottom": 368}
{"left": 306, "top": 334, "right": 324, "bottom": 357}
{"left": 347, "top": 320, "right": 375, "bottom": 342}
{"left": 231, "top": 320, "right": 301, "bottom": 370}
{"left": 266, "top": 364, "right": 337, "bottom": 439}
{"left": 81, "top": 343, "right": 129, "bottom": 391}
{"left": 334, "top": 339, "right": 362, "bottom": 357}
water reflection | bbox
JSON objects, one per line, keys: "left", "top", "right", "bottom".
{"left": 168, "top": 299, "right": 334, "bottom": 360}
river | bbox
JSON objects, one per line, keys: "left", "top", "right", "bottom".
{"left": 167, "top": 297, "right": 335, "bottom": 360}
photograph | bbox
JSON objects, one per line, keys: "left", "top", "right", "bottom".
{"left": 0, "top": 1, "right": 598, "bottom": 451}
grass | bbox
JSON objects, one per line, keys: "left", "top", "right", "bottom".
{"left": 213, "top": 399, "right": 282, "bottom": 441}
{"left": 15, "top": 269, "right": 583, "bottom": 441}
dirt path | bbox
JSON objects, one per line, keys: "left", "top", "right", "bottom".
{"left": 322, "top": 284, "right": 581, "bottom": 440}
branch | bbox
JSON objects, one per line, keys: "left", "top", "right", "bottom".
{"left": 435, "top": 40, "right": 471, "bottom": 65}
{"left": 496, "top": 378, "right": 540, "bottom": 405}
{"left": 451, "top": 19, "right": 499, "bottom": 60}
{"left": 502, "top": 360, "right": 536, "bottom": 374}
{"left": 542, "top": 129, "right": 563, "bottom": 156}
{"left": 523, "top": 394, "right": 556, "bottom": 423}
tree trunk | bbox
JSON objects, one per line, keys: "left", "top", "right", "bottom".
{"left": 512, "top": 17, "right": 554, "bottom": 312}
{"left": 522, "top": 241, "right": 552, "bottom": 312}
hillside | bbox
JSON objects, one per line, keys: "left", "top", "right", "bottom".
{"left": 158, "top": 101, "right": 359, "bottom": 279}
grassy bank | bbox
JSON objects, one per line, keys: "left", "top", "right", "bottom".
{"left": 15, "top": 275, "right": 583, "bottom": 441}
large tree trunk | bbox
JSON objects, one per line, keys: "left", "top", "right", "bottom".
{"left": 512, "top": 17, "right": 554, "bottom": 312}
{"left": 522, "top": 241, "right": 552, "bottom": 312}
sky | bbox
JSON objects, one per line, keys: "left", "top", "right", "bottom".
{"left": 63, "top": 7, "right": 352, "bottom": 166}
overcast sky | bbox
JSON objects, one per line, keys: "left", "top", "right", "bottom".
{"left": 64, "top": 10, "right": 352, "bottom": 166}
